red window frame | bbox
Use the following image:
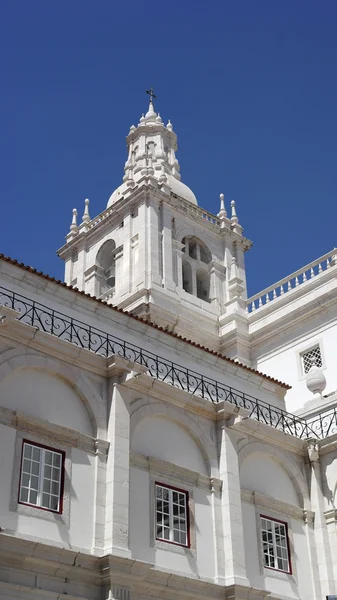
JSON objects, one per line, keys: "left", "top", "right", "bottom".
{"left": 155, "top": 482, "right": 191, "bottom": 548}
{"left": 18, "top": 439, "right": 66, "bottom": 514}
{"left": 260, "top": 514, "right": 292, "bottom": 575}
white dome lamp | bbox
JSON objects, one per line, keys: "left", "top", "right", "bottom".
{"left": 306, "top": 356, "right": 326, "bottom": 399}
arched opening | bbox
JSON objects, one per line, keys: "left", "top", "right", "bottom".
{"left": 180, "top": 237, "right": 212, "bottom": 301}
{"left": 182, "top": 260, "right": 193, "bottom": 295}
{"left": 96, "top": 240, "right": 116, "bottom": 296}
{"left": 196, "top": 269, "right": 210, "bottom": 302}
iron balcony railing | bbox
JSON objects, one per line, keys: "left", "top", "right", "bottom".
{"left": 0, "top": 285, "right": 336, "bottom": 441}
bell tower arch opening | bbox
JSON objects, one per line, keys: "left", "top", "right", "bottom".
{"left": 96, "top": 239, "right": 116, "bottom": 297}
{"left": 181, "top": 236, "right": 212, "bottom": 303}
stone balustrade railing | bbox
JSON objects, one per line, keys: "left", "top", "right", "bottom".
{"left": 247, "top": 249, "right": 337, "bottom": 314}
{"left": 86, "top": 191, "right": 221, "bottom": 235}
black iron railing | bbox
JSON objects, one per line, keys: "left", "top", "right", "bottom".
{"left": 0, "top": 285, "right": 336, "bottom": 440}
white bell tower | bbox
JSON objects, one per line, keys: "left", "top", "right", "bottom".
{"left": 58, "top": 94, "right": 252, "bottom": 359}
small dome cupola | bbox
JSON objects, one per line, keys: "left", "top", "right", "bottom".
{"left": 107, "top": 89, "right": 198, "bottom": 207}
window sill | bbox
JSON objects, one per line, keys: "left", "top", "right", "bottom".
{"left": 154, "top": 538, "right": 196, "bottom": 558}
{"left": 264, "top": 567, "right": 294, "bottom": 582}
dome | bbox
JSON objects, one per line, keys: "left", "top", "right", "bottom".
{"left": 107, "top": 184, "right": 127, "bottom": 207}
{"left": 167, "top": 175, "right": 198, "bottom": 205}
{"left": 107, "top": 175, "right": 198, "bottom": 208}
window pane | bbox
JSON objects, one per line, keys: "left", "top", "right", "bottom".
{"left": 42, "top": 493, "right": 50, "bottom": 508}
{"left": 30, "top": 475, "right": 39, "bottom": 490}
{"left": 20, "top": 487, "right": 29, "bottom": 503}
{"left": 43, "top": 479, "right": 51, "bottom": 493}
{"left": 44, "top": 465, "right": 51, "bottom": 479}
{"left": 44, "top": 451, "right": 53, "bottom": 465}
{"left": 23, "top": 459, "right": 31, "bottom": 473}
{"left": 52, "top": 481, "right": 59, "bottom": 495}
{"left": 24, "top": 444, "right": 32, "bottom": 459}
{"left": 52, "top": 467, "right": 60, "bottom": 482}
{"left": 29, "top": 490, "right": 38, "bottom": 505}
{"left": 21, "top": 473, "right": 29, "bottom": 487}
{"left": 53, "top": 454, "right": 61, "bottom": 468}
{"left": 50, "top": 496, "right": 59, "bottom": 511}
{"left": 31, "top": 461, "right": 40, "bottom": 476}
{"left": 32, "top": 447, "right": 41, "bottom": 461}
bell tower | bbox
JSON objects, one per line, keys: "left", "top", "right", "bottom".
{"left": 58, "top": 95, "right": 252, "bottom": 359}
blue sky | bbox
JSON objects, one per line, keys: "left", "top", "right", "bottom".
{"left": 1, "top": 1, "right": 336, "bottom": 296}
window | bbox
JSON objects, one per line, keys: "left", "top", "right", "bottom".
{"left": 155, "top": 483, "right": 189, "bottom": 547}
{"left": 19, "top": 442, "right": 64, "bottom": 513}
{"left": 180, "top": 236, "right": 212, "bottom": 303}
{"left": 301, "top": 345, "right": 322, "bottom": 374}
{"left": 260, "top": 516, "right": 291, "bottom": 573}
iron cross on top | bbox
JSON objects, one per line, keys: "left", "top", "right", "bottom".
{"left": 146, "top": 87, "right": 157, "bottom": 103}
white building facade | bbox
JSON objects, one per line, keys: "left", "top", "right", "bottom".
{"left": 0, "top": 98, "right": 336, "bottom": 600}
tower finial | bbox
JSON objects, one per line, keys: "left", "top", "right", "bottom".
{"left": 231, "top": 200, "right": 238, "bottom": 223}
{"left": 217, "top": 193, "right": 227, "bottom": 221}
{"left": 70, "top": 208, "right": 78, "bottom": 233}
{"left": 146, "top": 86, "right": 157, "bottom": 108}
{"left": 82, "top": 198, "right": 90, "bottom": 225}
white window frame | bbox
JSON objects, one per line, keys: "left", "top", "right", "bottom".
{"left": 19, "top": 441, "right": 64, "bottom": 513}
{"left": 260, "top": 516, "right": 291, "bottom": 574}
{"left": 300, "top": 344, "right": 323, "bottom": 375}
{"left": 155, "top": 483, "right": 189, "bottom": 548}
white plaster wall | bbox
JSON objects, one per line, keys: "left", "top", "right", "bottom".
{"left": 255, "top": 319, "right": 337, "bottom": 412}
{"left": 0, "top": 368, "right": 93, "bottom": 436}
{"left": 0, "top": 424, "right": 96, "bottom": 550}
{"left": 129, "top": 467, "right": 215, "bottom": 579}
{"left": 131, "top": 416, "right": 208, "bottom": 475}
{"left": 242, "top": 503, "right": 313, "bottom": 600}
{"left": 240, "top": 454, "right": 300, "bottom": 506}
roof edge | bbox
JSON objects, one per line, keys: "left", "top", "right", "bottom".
{"left": 0, "top": 253, "right": 291, "bottom": 390}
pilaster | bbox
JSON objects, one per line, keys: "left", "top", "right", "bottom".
{"left": 173, "top": 240, "right": 184, "bottom": 288}
{"left": 119, "top": 212, "right": 132, "bottom": 296}
{"left": 161, "top": 203, "right": 175, "bottom": 292}
{"left": 146, "top": 197, "right": 161, "bottom": 288}
{"left": 307, "top": 442, "right": 336, "bottom": 597}
{"left": 216, "top": 421, "right": 249, "bottom": 587}
{"left": 105, "top": 359, "right": 132, "bottom": 558}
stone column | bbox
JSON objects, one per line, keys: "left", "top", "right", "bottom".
{"left": 210, "top": 260, "right": 226, "bottom": 311}
{"left": 216, "top": 421, "right": 249, "bottom": 587}
{"left": 76, "top": 247, "right": 87, "bottom": 291}
{"left": 146, "top": 198, "right": 161, "bottom": 287}
{"left": 308, "top": 442, "right": 336, "bottom": 597}
{"left": 161, "top": 204, "right": 175, "bottom": 292}
{"left": 114, "top": 246, "right": 124, "bottom": 297}
{"left": 105, "top": 358, "right": 132, "bottom": 558}
{"left": 119, "top": 212, "right": 132, "bottom": 297}
{"left": 173, "top": 240, "right": 184, "bottom": 288}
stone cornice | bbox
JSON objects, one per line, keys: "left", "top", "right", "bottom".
{"left": 131, "top": 451, "right": 222, "bottom": 493}
{"left": 226, "top": 407, "right": 306, "bottom": 455}
{"left": 0, "top": 406, "right": 109, "bottom": 455}
{"left": 123, "top": 372, "right": 218, "bottom": 420}
{"left": 58, "top": 178, "right": 252, "bottom": 260}
{"left": 241, "top": 489, "right": 314, "bottom": 523}
{"left": 249, "top": 267, "right": 337, "bottom": 346}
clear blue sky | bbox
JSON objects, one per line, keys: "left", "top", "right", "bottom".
{"left": 1, "top": 1, "right": 336, "bottom": 296}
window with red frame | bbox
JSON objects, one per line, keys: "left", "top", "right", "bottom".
{"left": 260, "top": 516, "right": 291, "bottom": 573}
{"left": 19, "top": 441, "right": 64, "bottom": 513}
{"left": 155, "top": 483, "right": 189, "bottom": 547}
